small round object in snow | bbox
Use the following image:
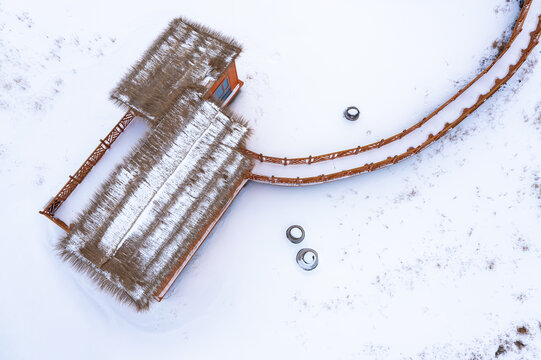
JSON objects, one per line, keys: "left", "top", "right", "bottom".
{"left": 296, "top": 248, "right": 318, "bottom": 271}
{"left": 344, "top": 106, "right": 360, "bottom": 121}
{"left": 286, "top": 225, "right": 305, "bottom": 244}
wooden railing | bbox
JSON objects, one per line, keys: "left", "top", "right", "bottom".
{"left": 245, "top": 0, "right": 533, "bottom": 167}
{"left": 39, "top": 109, "right": 136, "bottom": 231}
{"left": 248, "top": 2, "right": 541, "bottom": 186}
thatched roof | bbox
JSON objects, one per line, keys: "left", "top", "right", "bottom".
{"left": 58, "top": 90, "right": 253, "bottom": 311}
{"left": 110, "top": 17, "right": 242, "bottom": 121}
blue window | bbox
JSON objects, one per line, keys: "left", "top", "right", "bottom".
{"left": 213, "top": 77, "right": 232, "bottom": 102}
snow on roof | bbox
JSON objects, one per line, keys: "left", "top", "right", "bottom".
{"left": 57, "top": 90, "right": 253, "bottom": 311}
{"left": 110, "top": 17, "right": 242, "bottom": 121}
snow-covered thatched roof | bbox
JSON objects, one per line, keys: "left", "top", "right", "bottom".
{"left": 110, "top": 17, "right": 242, "bottom": 121}
{"left": 58, "top": 91, "right": 253, "bottom": 311}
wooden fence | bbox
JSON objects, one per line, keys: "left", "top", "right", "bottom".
{"left": 39, "top": 109, "right": 136, "bottom": 231}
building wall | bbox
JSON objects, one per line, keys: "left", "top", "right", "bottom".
{"left": 206, "top": 61, "right": 243, "bottom": 106}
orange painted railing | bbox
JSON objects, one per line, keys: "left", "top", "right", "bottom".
{"left": 245, "top": 0, "right": 533, "bottom": 167}
{"left": 248, "top": 2, "right": 540, "bottom": 186}
{"left": 39, "top": 109, "right": 136, "bottom": 231}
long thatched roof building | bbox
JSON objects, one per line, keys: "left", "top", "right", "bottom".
{"left": 57, "top": 18, "right": 253, "bottom": 311}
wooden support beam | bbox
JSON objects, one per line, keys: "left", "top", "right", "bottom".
{"left": 39, "top": 211, "right": 70, "bottom": 232}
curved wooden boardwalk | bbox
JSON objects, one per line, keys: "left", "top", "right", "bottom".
{"left": 247, "top": 0, "right": 541, "bottom": 186}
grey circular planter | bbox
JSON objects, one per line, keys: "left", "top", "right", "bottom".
{"left": 344, "top": 106, "right": 360, "bottom": 121}
{"left": 286, "top": 225, "right": 305, "bottom": 244}
{"left": 296, "top": 248, "right": 318, "bottom": 271}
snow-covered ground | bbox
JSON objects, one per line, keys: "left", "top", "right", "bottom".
{"left": 1, "top": 0, "right": 541, "bottom": 359}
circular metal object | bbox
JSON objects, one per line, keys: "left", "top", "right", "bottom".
{"left": 296, "top": 248, "right": 318, "bottom": 271}
{"left": 286, "top": 225, "right": 305, "bottom": 244}
{"left": 344, "top": 106, "right": 360, "bottom": 121}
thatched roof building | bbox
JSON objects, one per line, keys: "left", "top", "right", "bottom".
{"left": 110, "top": 17, "right": 243, "bottom": 121}
{"left": 57, "top": 18, "right": 253, "bottom": 310}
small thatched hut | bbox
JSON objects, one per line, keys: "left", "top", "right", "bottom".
{"left": 58, "top": 18, "right": 253, "bottom": 311}
{"left": 111, "top": 17, "right": 244, "bottom": 120}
